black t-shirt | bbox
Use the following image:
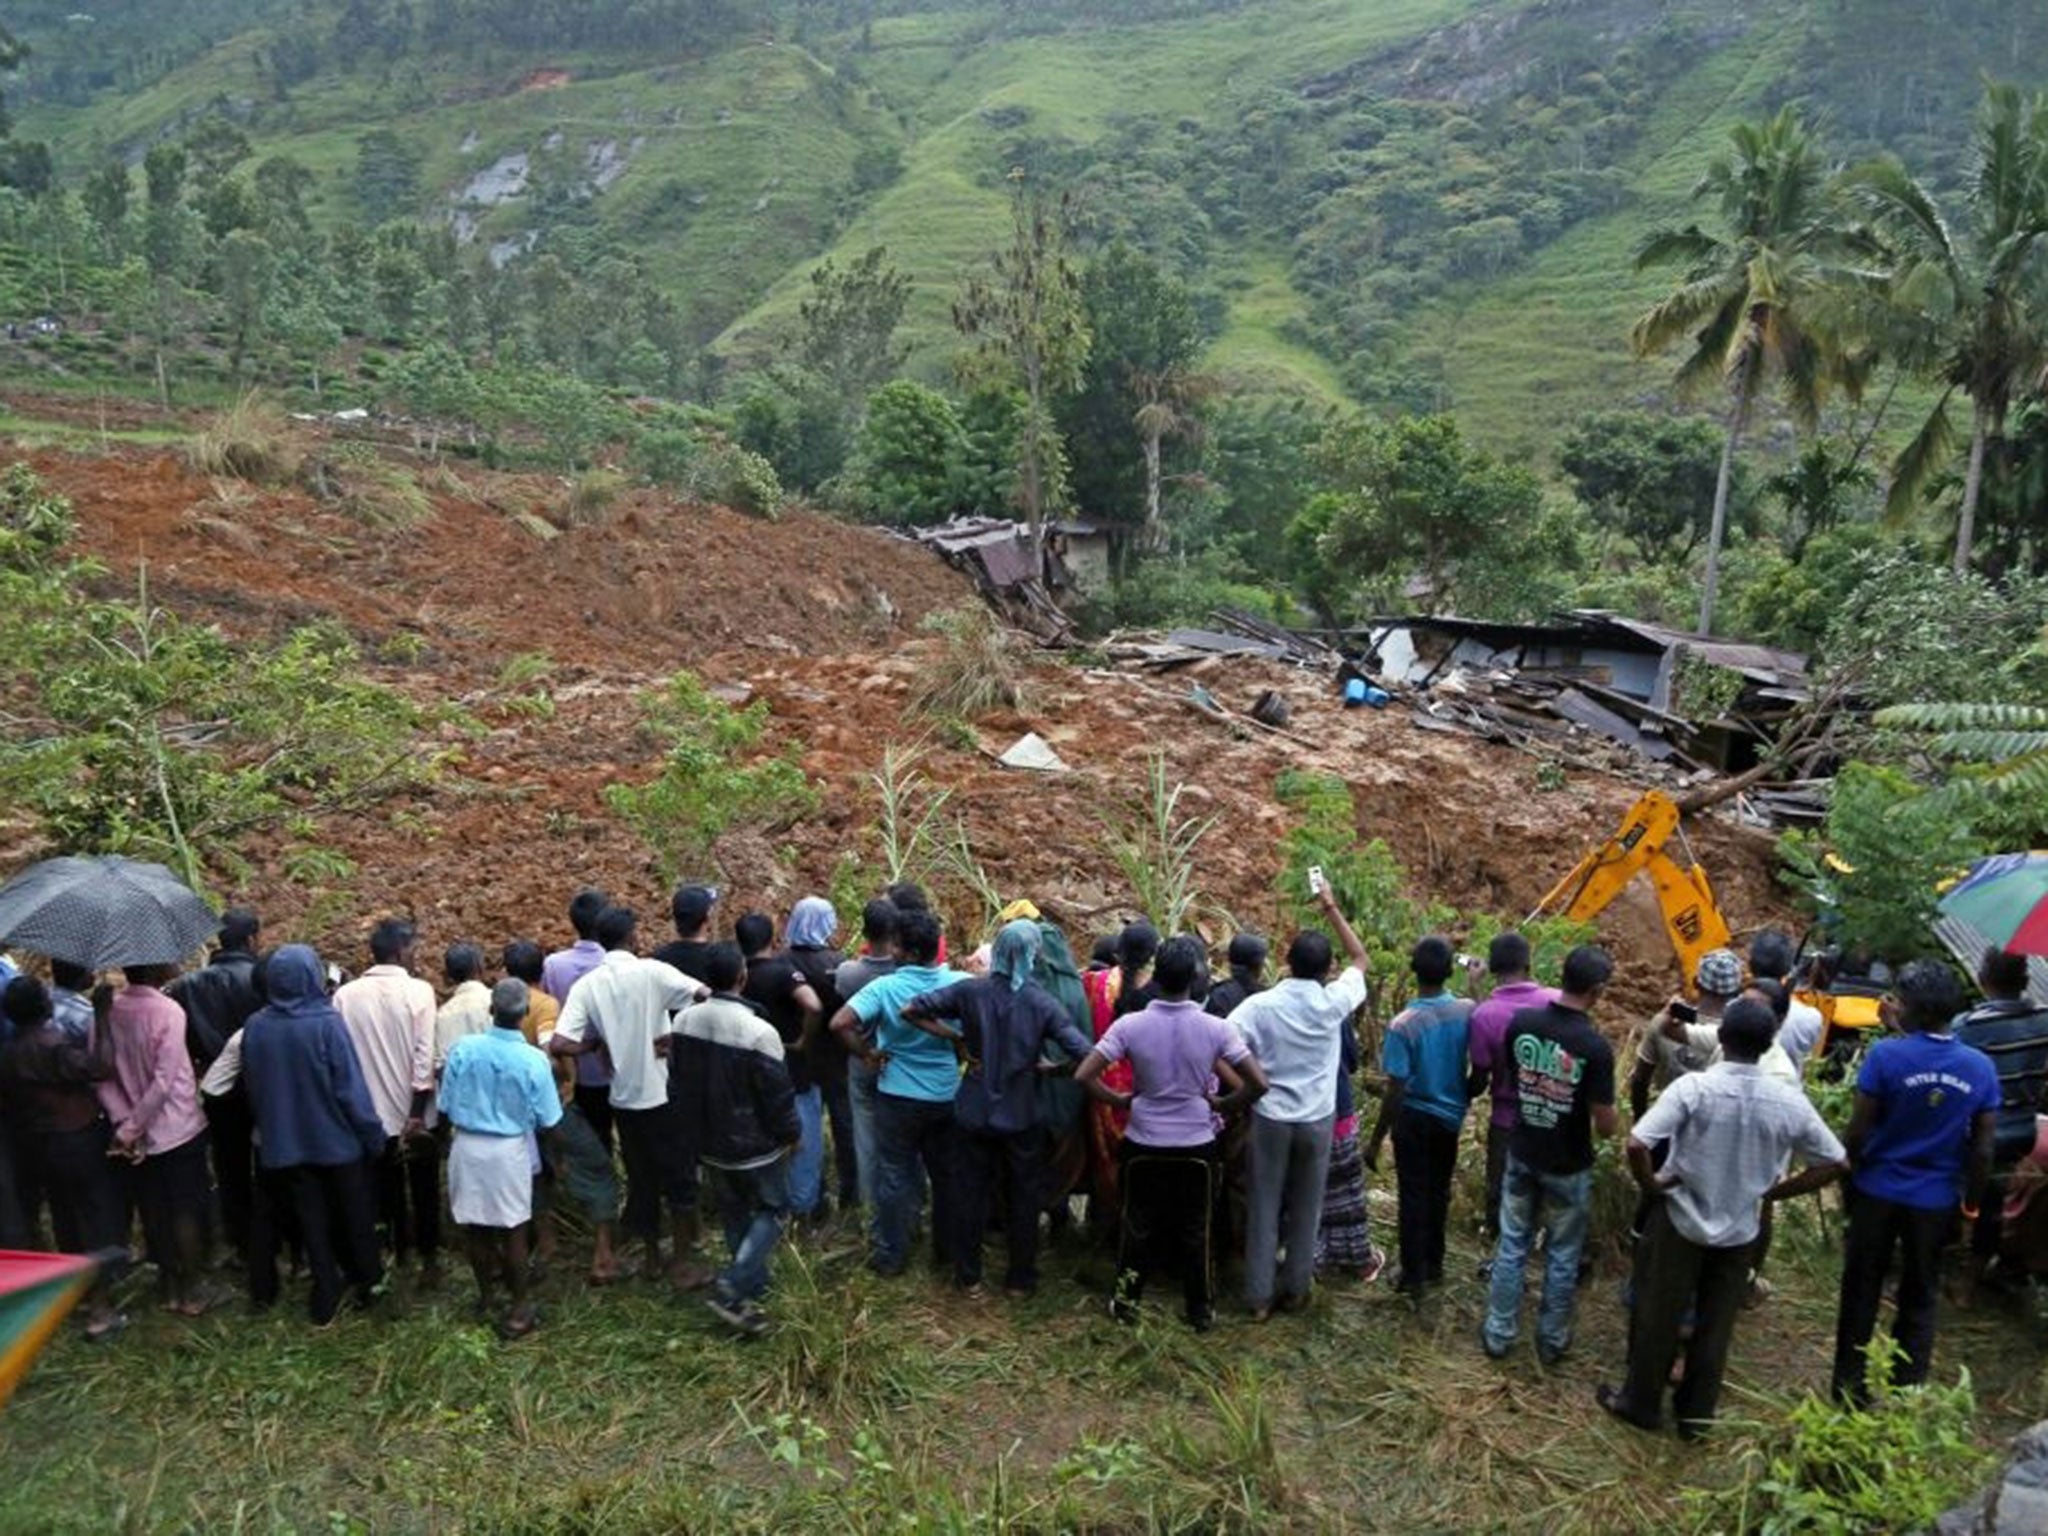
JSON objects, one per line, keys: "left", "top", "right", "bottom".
{"left": 652, "top": 939, "right": 717, "bottom": 983}
{"left": 1505, "top": 1002, "right": 1615, "bottom": 1176}
{"left": 742, "top": 952, "right": 815, "bottom": 1093}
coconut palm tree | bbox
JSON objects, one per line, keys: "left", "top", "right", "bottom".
{"left": 1632, "top": 107, "right": 1853, "bottom": 636}
{"left": 1878, "top": 702, "right": 2048, "bottom": 806}
{"left": 1840, "top": 84, "right": 2048, "bottom": 573}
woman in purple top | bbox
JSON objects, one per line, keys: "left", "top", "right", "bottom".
{"left": 1466, "top": 933, "right": 1558, "bottom": 1243}
{"left": 1078, "top": 937, "right": 1268, "bottom": 1331}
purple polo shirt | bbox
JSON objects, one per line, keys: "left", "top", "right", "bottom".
{"left": 542, "top": 940, "right": 612, "bottom": 1088}
{"left": 1095, "top": 999, "right": 1250, "bottom": 1148}
{"left": 1467, "top": 980, "right": 1559, "bottom": 1131}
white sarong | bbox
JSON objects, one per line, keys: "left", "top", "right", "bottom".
{"left": 448, "top": 1129, "right": 534, "bottom": 1229}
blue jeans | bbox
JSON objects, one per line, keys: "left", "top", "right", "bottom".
{"left": 707, "top": 1155, "right": 789, "bottom": 1304}
{"left": 1483, "top": 1154, "right": 1593, "bottom": 1358}
{"left": 789, "top": 1088, "right": 824, "bottom": 1217}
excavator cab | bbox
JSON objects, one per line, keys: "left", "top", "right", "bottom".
{"left": 1793, "top": 948, "right": 1889, "bottom": 1061}
{"left": 1531, "top": 790, "right": 1733, "bottom": 997}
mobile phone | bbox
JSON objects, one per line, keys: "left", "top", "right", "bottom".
{"left": 1308, "top": 866, "right": 1327, "bottom": 896}
{"left": 1669, "top": 1000, "right": 1699, "bottom": 1024}
{"left": 1456, "top": 953, "right": 1478, "bottom": 971}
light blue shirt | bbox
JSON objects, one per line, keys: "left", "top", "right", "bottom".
{"left": 849, "top": 963, "right": 969, "bottom": 1102}
{"left": 437, "top": 1026, "right": 563, "bottom": 1137}
{"left": 1384, "top": 992, "right": 1474, "bottom": 1130}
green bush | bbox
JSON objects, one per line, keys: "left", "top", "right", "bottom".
{"left": 605, "top": 670, "right": 818, "bottom": 881}
{"left": 1701, "top": 1357, "right": 1991, "bottom": 1533}
{"left": 0, "top": 468, "right": 435, "bottom": 888}
{"left": 1779, "top": 762, "right": 1983, "bottom": 964}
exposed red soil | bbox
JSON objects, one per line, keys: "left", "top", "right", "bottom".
{"left": 10, "top": 430, "right": 1793, "bottom": 1034}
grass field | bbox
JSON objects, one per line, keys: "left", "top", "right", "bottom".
{"left": 2, "top": 1155, "right": 2037, "bottom": 1533}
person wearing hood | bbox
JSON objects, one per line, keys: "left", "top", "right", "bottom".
{"left": 903, "top": 918, "right": 1096, "bottom": 1296}
{"left": 784, "top": 896, "right": 857, "bottom": 1219}
{"left": 240, "top": 945, "right": 388, "bottom": 1325}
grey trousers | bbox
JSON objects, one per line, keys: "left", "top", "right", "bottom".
{"left": 1244, "top": 1112, "right": 1335, "bottom": 1309}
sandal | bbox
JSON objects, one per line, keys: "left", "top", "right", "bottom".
{"left": 497, "top": 1307, "right": 540, "bottom": 1342}
{"left": 83, "top": 1312, "right": 129, "bottom": 1343}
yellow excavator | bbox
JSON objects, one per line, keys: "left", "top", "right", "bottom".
{"left": 1532, "top": 790, "right": 1883, "bottom": 1052}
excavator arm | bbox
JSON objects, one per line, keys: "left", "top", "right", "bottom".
{"left": 1532, "top": 790, "right": 1733, "bottom": 996}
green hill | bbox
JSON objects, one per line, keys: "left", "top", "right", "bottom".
{"left": 8, "top": 0, "right": 2047, "bottom": 447}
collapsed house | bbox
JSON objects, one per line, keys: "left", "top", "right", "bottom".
{"left": 1091, "top": 606, "right": 1829, "bottom": 827}
{"left": 906, "top": 518, "right": 1113, "bottom": 639}
{"left": 1361, "top": 611, "right": 1812, "bottom": 776}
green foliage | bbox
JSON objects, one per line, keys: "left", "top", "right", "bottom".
{"left": 0, "top": 471, "right": 432, "bottom": 885}
{"left": 842, "top": 380, "right": 965, "bottom": 525}
{"left": 1560, "top": 410, "right": 1727, "bottom": 561}
{"left": 1814, "top": 551, "right": 2048, "bottom": 711}
{"left": 1108, "top": 753, "right": 1215, "bottom": 935}
{"left": 1287, "top": 413, "right": 1546, "bottom": 620}
{"left": 953, "top": 178, "right": 1091, "bottom": 533}
{"left": 0, "top": 458, "right": 74, "bottom": 567}
{"left": 1704, "top": 1358, "right": 1991, "bottom": 1534}
{"left": 605, "top": 670, "right": 818, "bottom": 882}
{"left": 1779, "top": 763, "right": 1983, "bottom": 965}
{"left": 1274, "top": 770, "right": 1452, "bottom": 1018}
{"left": 1878, "top": 701, "right": 2048, "bottom": 837}
{"left": 732, "top": 365, "right": 850, "bottom": 495}
{"left": 793, "top": 246, "right": 910, "bottom": 413}
{"left": 1061, "top": 240, "right": 1207, "bottom": 533}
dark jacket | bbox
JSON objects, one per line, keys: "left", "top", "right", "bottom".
{"left": 1204, "top": 969, "right": 1266, "bottom": 1021}
{"left": 241, "top": 946, "right": 386, "bottom": 1170}
{"left": 908, "top": 978, "right": 1093, "bottom": 1135}
{"left": 167, "top": 949, "right": 263, "bottom": 1074}
{"left": 669, "top": 995, "right": 799, "bottom": 1169}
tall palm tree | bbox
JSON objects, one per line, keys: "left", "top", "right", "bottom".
{"left": 1632, "top": 107, "right": 1851, "bottom": 635}
{"left": 1841, "top": 84, "right": 2048, "bottom": 573}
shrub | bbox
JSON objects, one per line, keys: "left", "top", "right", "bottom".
{"left": 0, "top": 511, "right": 436, "bottom": 888}
{"left": 605, "top": 670, "right": 818, "bottom": 881}
{"left": 1779, "top": 762, "right": 1983, "bottom": 965}
{"left": 910, "top": 605, "right": 1025, "bottom": 718}
{"left": 562, "top": 467, "right": 626, "bottom": 526}
{"left": 186, "top": 391, "right": 300, "bottom": 484}
{"left": 1108, "top": 752, "right": 1214, "bottom": 935}
{"left": 1699, "top": 1357, "right": 1991, "bottom": 1533}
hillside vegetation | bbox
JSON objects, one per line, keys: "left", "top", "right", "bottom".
{"left": 8, "top": 0, "right": 2044, "bottom": 442}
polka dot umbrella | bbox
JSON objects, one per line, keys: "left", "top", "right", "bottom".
{"left": 0, "top": 855, "right": 219, "bottom": 971}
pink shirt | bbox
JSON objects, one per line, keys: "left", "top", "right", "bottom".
{"left": 97, "top": 984, "right": 206, "bottom": 1155}
{"left": 1468, "top": 980, "right": 1560, "bottom": 1131}
{"left": 334, "top": 965, "right": 437, "bottom": 1138}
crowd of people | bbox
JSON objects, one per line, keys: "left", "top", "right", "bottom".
{"left": 0, "top": 873, "right": 2039, "bottom": 1441}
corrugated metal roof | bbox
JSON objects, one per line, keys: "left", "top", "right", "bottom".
{"left": 1566, "top": 611, "right": 1809, "bottom": 683}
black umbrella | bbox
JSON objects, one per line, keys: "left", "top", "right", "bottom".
{"left": 0, "top": 855, "right": 220, "bottom": 971}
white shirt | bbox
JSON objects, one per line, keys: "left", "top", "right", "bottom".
{"left": 552, "top": 950, "right": 704, "bottom": 1111}
{"left": 334, "top": 965, "right": 437, "bottom": 1138}
{"left": 1228, "top": 968, "right": 1368, "bottom": 1123}
{"left": 1676, "top": 1021, "right": 1801, "bottom": 1089}
{"left": 1630, "top": 1061, "right": 1844, "bottom": 1248}
{"left": 1778, "top": 999, "right": 1825, "bottom": 1064}
{"left": 434, "top": 979, "right": 493, "bottom": 1072}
